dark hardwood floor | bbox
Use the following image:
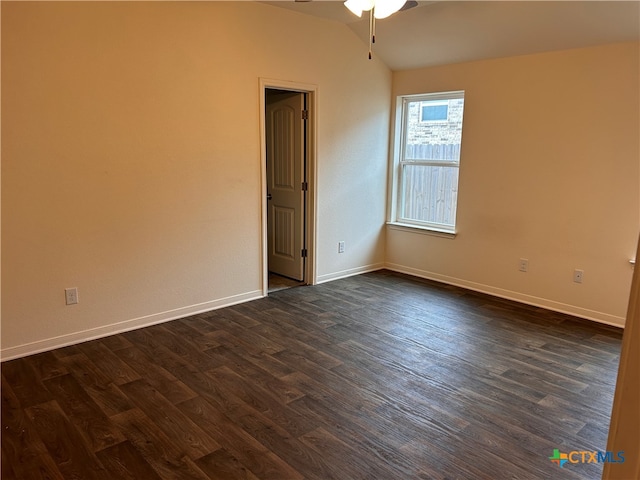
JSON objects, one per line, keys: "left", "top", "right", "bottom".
{"left": 2, "top": 270, "right": 623, "bottom": 479}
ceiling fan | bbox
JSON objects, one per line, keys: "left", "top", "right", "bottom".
{"left": 294, "top": 0, "right": 419, "bottom": 58}
{"left": 294, "top": 0, "right": 418, "bottom": 13}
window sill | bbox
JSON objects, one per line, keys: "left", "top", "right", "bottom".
{"left": 386, "top": 222, "right": 457, "bottom": 239}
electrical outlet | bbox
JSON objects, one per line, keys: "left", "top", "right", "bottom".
{"left": 573, "top": 269, "right": 584, "bottom": 284}
{"left": 519, "top": 258, "right": 529, "bottom": 273}
{"left": 65, "top": 287, "right": 79, "bottom": 305}
{"left": 338, "top": 241, "right": 345, "bottom": 254}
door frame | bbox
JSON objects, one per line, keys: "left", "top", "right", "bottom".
{"left": 259, "top": 78, "right": 318, "bottom": 296}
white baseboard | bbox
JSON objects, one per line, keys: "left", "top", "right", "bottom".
{"left": 3, "top": 263, "right": 624, "bottom": 361}
{"left": 385, "top": 263, "right": 626, "bottom": 328}
{"left": 316, "top": 263, "right": 385, "bottom": 284}
{"left": 1, "top": 290, "right": 264, "bottom": 361}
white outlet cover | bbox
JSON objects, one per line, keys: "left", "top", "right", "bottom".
{"left": 65, "top": 287, "right": 79, "bottom": 305}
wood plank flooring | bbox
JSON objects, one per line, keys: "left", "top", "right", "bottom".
{"left": 2, "top": 270, "right": 623, "bottom": 479}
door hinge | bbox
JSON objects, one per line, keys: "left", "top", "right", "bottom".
{"left": 301, "top": 181, "right": 308, "bottom": 191}
{"left": 301, "top": 248, "right": 308, "bottom": 258}
{"left": 302, "top": 110, "right": 309, "bottom": 120}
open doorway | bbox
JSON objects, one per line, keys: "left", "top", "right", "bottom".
{"left": 260, "top": 80, "right": 317, "bottom": 295}
{"left": 266, "top": 89, "right": 307, "bottom": 292}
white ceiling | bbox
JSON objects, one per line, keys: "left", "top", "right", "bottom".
{"left": 262, "top": 1, "right": 640, "bottom": 71}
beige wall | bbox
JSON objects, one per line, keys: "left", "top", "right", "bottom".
{"left": 3, "top": 3, "right": 638, "bottom": 360}
{"left": 1, "top": 2, "right": 391, "bottom": 358}
{"left": 388, "top": 42, "right": 640, "bottom": 326}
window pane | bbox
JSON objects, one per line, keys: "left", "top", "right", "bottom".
{"left": 401, "top": 164, "right": 459, "bottom": 226}
{"left": 405, "top": 144, "right": 460, "bottom": 162}
{"left": 421, "top": 104, "right": 448, "bottom": 121}
{"left": 395, "top": 91, "right": 464, "bottom": 231}
{"left": 406, "top": 98, "right": 464, "bottom": 161}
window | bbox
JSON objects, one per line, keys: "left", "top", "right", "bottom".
{"left": 420, "top": 102, "right": 448, "bottom": 122}
{"left": 392, "top": 91, "right": 465, "bottom": 233}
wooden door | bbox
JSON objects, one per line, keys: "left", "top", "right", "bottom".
{"left": 266, "top": 92, "right": 305, "bottom": 281}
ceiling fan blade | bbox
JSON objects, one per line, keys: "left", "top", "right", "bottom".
{"left": 400, "top": 0, "right": 418, "bottom": 11}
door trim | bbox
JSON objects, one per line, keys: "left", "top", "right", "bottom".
{"left": 259, "top": 78, "right": 318, "bottom": 296}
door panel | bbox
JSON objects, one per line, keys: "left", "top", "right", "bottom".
{"left": 266, "top": 92, "right": 305, "bottom": 281}
{"left": 273, "top": 206, "right": 295, "bottom": 259}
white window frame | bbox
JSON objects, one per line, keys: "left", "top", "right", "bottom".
{"left": 388, "top": 90, "right": 465, "bottom": 236}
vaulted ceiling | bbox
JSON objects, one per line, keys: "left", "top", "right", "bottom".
{"left": 263, "top": 1, "right": 640, "bottom": 71}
